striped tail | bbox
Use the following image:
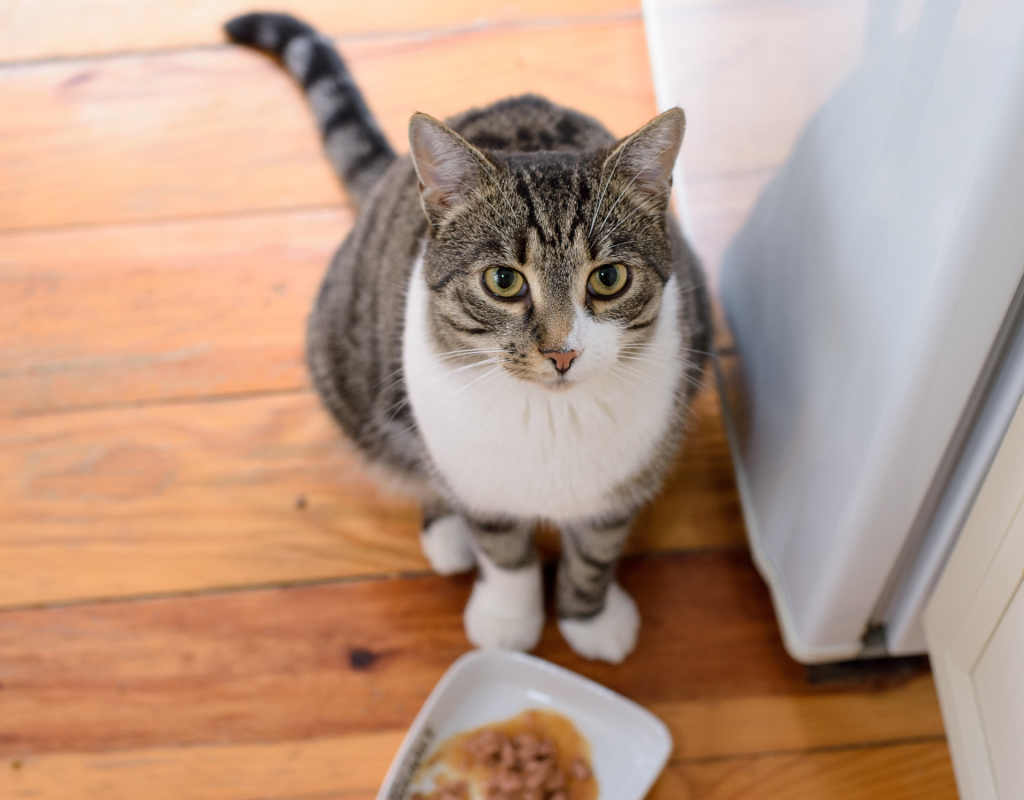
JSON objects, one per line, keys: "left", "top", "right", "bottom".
{"left": 224, "top": 12, "right": 396, "bottom": 205}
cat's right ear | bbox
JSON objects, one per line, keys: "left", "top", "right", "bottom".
{"left": 409, "top": 113, "right": 491, "bottom": 223}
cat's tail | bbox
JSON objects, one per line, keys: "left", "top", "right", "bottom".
{"left": 224, "top": 12, "right": 396, "bottom": 205}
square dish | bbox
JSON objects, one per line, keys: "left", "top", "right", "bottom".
{"left": 376, "top": 650, "right": 672, "bottom": 800}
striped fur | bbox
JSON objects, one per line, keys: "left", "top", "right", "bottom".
{"left": 227, "top": 14, "right": 712, "bottom": 663}
{"left": 224, "top": 13, "right": 395, "bottom": 204}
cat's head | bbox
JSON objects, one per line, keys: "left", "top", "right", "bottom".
{"left": 409, "top": 108, "right": 685, "bottom": 390}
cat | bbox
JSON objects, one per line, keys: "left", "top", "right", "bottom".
{"left": 225, "top": 12, "right": 711, "bottom": 663}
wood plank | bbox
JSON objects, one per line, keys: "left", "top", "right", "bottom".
{"left": 0, "top": 21, "right": 656, "bottom": 232}
{"left": 0, "top": 736, "right": 956, "bottom": 800}
{"left": 654, "top": 740, "right": 958, "bottom": 800}
{"left": 650, "top": 673, "right": 944, "bottom": 762}
{"left": 1, "top": 732, "right": 401, "bottom": 800}
{"left": 0, "top": 391, "right": 427, "bottom": 607}
{"left": 0, "top": 209, "right": 349, "bottom": 415}
{"left": 0, "top": 0, "right": 640, "bottom": 63}
{"left": 0, "top": 552, "right": 942, "bottom": 758}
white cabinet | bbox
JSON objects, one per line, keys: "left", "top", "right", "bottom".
{"left": 926, "top": 393, "right": 1024, "bottom": 800}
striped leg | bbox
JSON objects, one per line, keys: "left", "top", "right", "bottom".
{"left": 463, "top": 517, "right": 544, "bottom": 653}
{"left": 557, "top": 515, "right": 640, "bottom": 663}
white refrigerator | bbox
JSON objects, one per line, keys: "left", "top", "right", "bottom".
{"left": 644, "top": 0, "right": 1024, "bottom": 663}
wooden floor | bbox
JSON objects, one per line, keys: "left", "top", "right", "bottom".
{"left": 0, "top": 1, "right": 958, "bottom": 798}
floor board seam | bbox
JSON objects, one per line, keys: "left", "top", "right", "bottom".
{"left": 0, "top": 549, "right": 748, "bottom": 614}
{"left": 0, "top": 202, "right": 351, "bottom": 239}
{"left": 4, "top": 733, "right": 950, "bottom": 765}
{"left": 7, "top": 386, "right": 313, "bottom": 420}
{"left": 0, "top": 568, "right": 441, "bottom": 614}
{"left": 0, "top": 10, "right": 642, "bottom": 71}
{"left": 669, "top": 734, "right": 950, "bottom": 766}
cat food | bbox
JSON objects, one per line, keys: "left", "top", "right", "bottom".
{"left": 409, "top": 709, "right": 597, "bottom": 800}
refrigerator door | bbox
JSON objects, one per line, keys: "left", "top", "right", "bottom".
{"left": 715, "top": 0, "right": 1024, "bottom": 662}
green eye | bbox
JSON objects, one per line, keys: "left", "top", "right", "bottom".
{"left": 588, "top": 264, "right": 629, "bottom": 297}
{"left": 483, "top": 267, "right": 527, "bottom": 299}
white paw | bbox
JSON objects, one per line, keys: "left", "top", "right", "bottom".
{"left": 463, "top": 559, "right": 544, "bottom": 652}
{"left": 420, "top": 514, "right": 476, "bottom": 575}
{"left": 558, "top": 583, "right": 640, "bottom": 663}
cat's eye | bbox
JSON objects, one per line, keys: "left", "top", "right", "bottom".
{"left": 588, "top": 264, "right": 629, "bottom": 297}
{"left": 483, "top": 267, "right": 528, "bottom": 299}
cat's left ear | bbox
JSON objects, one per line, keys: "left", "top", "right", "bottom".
{"left": 409, "top": 112, "right": 494, "bottom": 223}
{"left": 605, "top": 108, "right": 685, "bottom": 205}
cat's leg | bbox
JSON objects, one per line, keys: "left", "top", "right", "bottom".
{"left": 557, "top": 514, "right": 640, "bottom": 663}
{"left": 419, "top": 494, "right": 476, "bottom": 575}
{"left": 463, "top": 517, "right": 544, "bottom": 652}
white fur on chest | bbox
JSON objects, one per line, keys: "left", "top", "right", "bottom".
{"left": 402, "top": 258, "right": 684, "bottom": 522}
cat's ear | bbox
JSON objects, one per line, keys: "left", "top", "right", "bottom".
{"left": 409, "top": 113, "right": 492, "bottom": 221}
{"left": 605, "top": 108, "right": 685, "bottom": 205}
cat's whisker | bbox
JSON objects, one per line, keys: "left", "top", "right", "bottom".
{"left": 589, "top": 131, "right": 641, "bottom": 239}
{"left": 603, "top": 238, "right": 657, "bottom": 251}
{"left": 620, "top": 343, "right": 718, "bottom": 361}
{"left": 462, "top": 369, "right": 511, "bottom": 419}
{"left": 470, "top": 153, "right": 518, "bottom": 218}
{"left": 375, "top": 348, "right": 505, "bottom": 393}
{"left": 380, "top": 365, "right": 508, "bottom": 443}
{"left": 442, "top": 365, "right": 506, "bottom": 408}
{"left": 611, "top": 351, "right": 710, "bottom": 394}
{"left": 428, "top": 164, "right": 511, "bottom": 235}
{"left": 598, "top": 145, "right": 675, "bottom": 240}
{"left": 374, "top": 357, "right": 505, "bottom": 428}
{"left": 372, "top": 365, "right": 405, "bottom": 391}
{"left": 434, "top": 348, "right": 508, "bottom": 361}
{"left": 593, "top": 144, "right": 674, "bottom": 238}
{"left": 591, "top": 187, "right": 671, "bottom": 251}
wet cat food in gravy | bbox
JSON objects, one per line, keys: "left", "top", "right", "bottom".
{"left": 409, "top": 709, "right": 597, "bottom": 800}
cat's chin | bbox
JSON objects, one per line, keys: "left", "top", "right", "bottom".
{"left": 504, "top": 369, "right": 581, "bottom": 391}
{"left": 540, "top": 375, "right": 583, "bottom": 392}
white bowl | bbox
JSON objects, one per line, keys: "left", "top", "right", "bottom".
{"left": 376, "top": 650, "right": 673, "bottom": 800}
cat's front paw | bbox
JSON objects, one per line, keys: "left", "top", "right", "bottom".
{"left": 464, "top": 589, "right": 545, "bottom": 652}
{"left": 463, "top": 563, "right": 544, "bottom": 652}
{"left": 420, "top": 514, "right": 476, "bottom": 575}
{"left": 558, "top": 583, "right": 639, "bottom": 663}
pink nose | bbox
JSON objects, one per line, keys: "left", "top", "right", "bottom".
{"left": 542, "top": 349, "right": 581, "bottom": 375}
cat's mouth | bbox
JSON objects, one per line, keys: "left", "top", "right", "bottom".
{"left": 544, "top": 373, "right": 576, "bottom": 391}
{"left": 501, "top": 363, "right": 580, "bottom": 391}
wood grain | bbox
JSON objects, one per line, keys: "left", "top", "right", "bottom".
{"left": 0, "top": 21, "right": 656, "bottom": 232}
{"left": 0, "top": 0, "right": 640, "bottom": 63}
{"left": 0, "top": 736, "right": 956, "bottom": 800}
{"left": 0, "top": 551, "right": 944, "bottom": 759}
{"left": 0, "top": 552, "right": 799, "bottom": 755}
{"left": 0, "top": 209, "right": 349, "bottom": 415}
{"left": 651, "top": 673, "right": 944, "bottom": 761}
{"left": 0, "top": 391, "right": 427, "bottom": 607}
{"left": 1, "top": 732, "right": 402, "bottom": 800}
{"left": 657, "top": 740, "right": 958, "bottom": 800}
{"left": 1, "top": 364, "right": 742, "bottom": 608}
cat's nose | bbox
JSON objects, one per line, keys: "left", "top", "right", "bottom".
{"left": 542, "top": 349, "right": 581, "bottom": 375}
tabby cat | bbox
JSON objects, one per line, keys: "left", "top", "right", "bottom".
{"left": 226, "top": 13, "right": 710, "bottom": 663}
